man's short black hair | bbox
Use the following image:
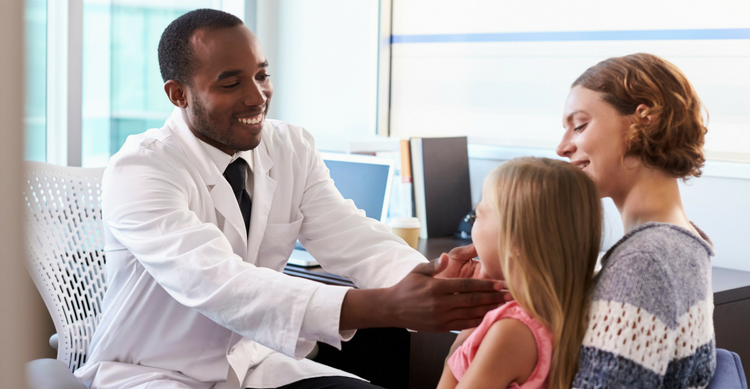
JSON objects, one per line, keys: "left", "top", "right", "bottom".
{"left": 158, "top": 8, "right": 243, "bottom": 85}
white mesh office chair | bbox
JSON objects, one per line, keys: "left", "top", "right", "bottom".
{"left": 23, "top": 161, "right": 107, "bottom": 389}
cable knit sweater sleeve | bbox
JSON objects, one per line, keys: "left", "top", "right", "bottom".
{"left": 573, "top": 223, "right": 716, "bottom": 389}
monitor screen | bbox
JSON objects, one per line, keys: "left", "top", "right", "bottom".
{"left": 322, "top": 153, "right": 394, "bottom": 222}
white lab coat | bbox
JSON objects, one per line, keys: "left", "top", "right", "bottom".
{"left": 74, "top": 108, "right": 426, "bottom": 389}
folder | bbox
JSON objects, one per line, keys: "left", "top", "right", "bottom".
{"left": 410, "top": 137, "right": 472, "bottom": 239}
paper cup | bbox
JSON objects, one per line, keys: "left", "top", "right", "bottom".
{"left": 389, "top": 217, "right": 421, "bottom": 249}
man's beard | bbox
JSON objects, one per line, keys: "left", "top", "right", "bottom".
{"left": 190, "top": 95, "right": 221, "bottom": 139}
{"left": 189, "top": 94, "right": 262, "bottom": 152}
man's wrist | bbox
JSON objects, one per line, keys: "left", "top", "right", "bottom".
{"left": 339, "top": 287, "right": 391, "bottom": 330}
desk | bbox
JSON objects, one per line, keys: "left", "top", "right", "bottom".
{"left": 284, "top": 239, "right": 750, "bottom": 388}
{"left": 713, "top": 267, "right": 750, "bottom": 380}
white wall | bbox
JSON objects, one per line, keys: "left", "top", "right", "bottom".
{"left": 679, "top": 176, "right": 750, "bottom": 271}
{"left": 255, "top": 0, "right": 380, "bottom": 139}
{"left": 1, "top": 0, "right": 46, "bottom": 386}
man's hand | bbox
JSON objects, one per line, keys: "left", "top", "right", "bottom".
{"left": 434, "top": 244, "right": 484, "bottom": 280}
{"left": 340, "top": 256, "right": 508, "bottom": 332}
{"left": 436, "top": 244, "right": 512, "bottom": 305}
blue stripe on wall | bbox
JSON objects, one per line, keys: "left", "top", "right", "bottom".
{"left": 391, "top": 29, "right": 750, "bottom": 44}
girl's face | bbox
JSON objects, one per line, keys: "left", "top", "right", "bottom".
{"left": 472, "top": 199, "right": 503, "bottom": 280}
{"left": 557, "top": 86, "right": 637, "bottom": 200}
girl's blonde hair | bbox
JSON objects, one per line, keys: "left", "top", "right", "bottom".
{"left": 482, "top": 157, "right": 602, "bottom": 389}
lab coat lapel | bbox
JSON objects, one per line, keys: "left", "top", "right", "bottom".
{"left": 246, "top": 133, "right": 276, "bottom": 264}
{"left": 168, "top": 108, "right": 248, "bottom": 259}
{"left": 209, "top": 181, "right": 249, "bottom": 259}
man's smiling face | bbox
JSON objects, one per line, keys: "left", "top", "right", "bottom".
{"left": 182, "top": 25, "right": 273, "bottom": 155}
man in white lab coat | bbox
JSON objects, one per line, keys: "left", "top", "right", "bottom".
{"left": 75, "top": 9, "right": 504, "bottom": 389}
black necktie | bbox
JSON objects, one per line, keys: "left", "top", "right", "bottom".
{"left": 223, "top": 158, "right": 252, "bottom": 235}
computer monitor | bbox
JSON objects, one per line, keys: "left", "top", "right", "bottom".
{"left": 320, "top": 152, "right": 394, "bottom": 222}
{"left": 287, "top": 152, "right": 395, "bottom": 266}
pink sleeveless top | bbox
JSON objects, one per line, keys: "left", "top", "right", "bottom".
{"left": 447, "top": 302, "right": 554, "bottom": 389}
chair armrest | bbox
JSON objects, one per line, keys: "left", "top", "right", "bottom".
{"left": 26, "top": 358, "right": 87, "bottom": 389}
{"left": 49, "top": 333, "right": 58, "bottom": 350}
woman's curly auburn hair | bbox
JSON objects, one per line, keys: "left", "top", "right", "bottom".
{"left": 573, "top": 53, "right": 708, "bottom": 179}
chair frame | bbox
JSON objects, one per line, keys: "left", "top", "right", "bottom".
{"left": 23, "top": 161, "right": 107, "bottom": 373}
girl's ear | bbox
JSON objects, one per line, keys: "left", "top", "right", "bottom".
{"left": 634, "top": 104, "right": 652, "bottom": 126}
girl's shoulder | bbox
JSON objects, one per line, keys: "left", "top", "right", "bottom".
{"left": 449, "top": 302, "right": 554, "bottom": 386}
{"left": 481, "top": 302, "right": 552, "bottom": 340}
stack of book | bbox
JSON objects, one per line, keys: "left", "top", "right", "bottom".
{"left": 408, "top": 136, "right": 472, "bottom": 239}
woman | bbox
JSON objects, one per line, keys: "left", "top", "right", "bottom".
{"left": 557, "top": 53, "right": 715, "bottom": 388}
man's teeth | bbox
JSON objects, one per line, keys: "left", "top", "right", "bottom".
{"left": 238, "top": 116, "right": 262, "bottom": 124}
{"left": 579, "top": 162, "right": 590, "bottom": 169}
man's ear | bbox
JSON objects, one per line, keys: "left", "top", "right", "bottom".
{"left": 164, "top": 80, "right": 189, "bottom": 108}
{"left": 634, "top": 104, "right": 653, "bottom": 126}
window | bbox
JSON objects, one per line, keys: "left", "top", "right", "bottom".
{"left": 82, "top": 0, "right": 217, "bottom": 167}
{"left": 26, "top": 0, "right": 384, "bottom": 165}
{"left": 24, "top": 0, "right": 47, "bottom": 162}
{"left": 389, "top": 0, "right": 750, "bottom": 163}
{"left": 25, "top": 0, "right": 750, "bottom": 166}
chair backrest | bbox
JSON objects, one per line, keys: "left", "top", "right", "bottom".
{"left": 708, "top": 348, "right": 748, "bottom": 389}
{"left": 23, "top": 161, "right": 107, "bottom": 373}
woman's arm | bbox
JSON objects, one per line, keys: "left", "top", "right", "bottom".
{"left": 455, "top": 319, "right": 538, "bottom": 389}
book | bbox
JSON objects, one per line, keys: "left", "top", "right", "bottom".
{"left": 395, "top": 139, "right": 414, "bottom": 218}
{"left": 410, "top": 137, "right": 472, "bottom": 239}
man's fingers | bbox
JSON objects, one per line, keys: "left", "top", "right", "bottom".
{"left": 433, "top": 277, "right": 503, "bottom": 294}
{"left": 439, "top": 252, "right": 450, "bottom": 266}
{"left": 448, "top": 244, "right": 477, "bottom": 261}
{"left": 410, "top": 256, "right": 448, "bottom": 276}
{"left": 393, "top": 259, "right": 511, "bottom": 333}
{"left": 441, "top": 290, "right": 507, "bottom": 309}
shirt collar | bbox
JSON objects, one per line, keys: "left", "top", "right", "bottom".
{"left": 197, "top": 139, "right": 255, "bottom": 174}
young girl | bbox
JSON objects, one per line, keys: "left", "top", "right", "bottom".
{"left": 438, "top": 157, "right": 602, "bottom": 389}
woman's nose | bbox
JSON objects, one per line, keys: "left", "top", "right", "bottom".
{"left": 556, "top": 134, "right": 575, "bottom": 158}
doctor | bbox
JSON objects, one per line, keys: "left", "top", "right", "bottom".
{"left": 75, "top": 9, "right": 504, "bottom": 389}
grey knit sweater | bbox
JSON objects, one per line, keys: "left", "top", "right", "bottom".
{"left": 573, "top": 222, "right": 716, "bottom": 389}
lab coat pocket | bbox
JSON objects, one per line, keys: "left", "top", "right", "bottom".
{"left": 258, "top": 213, "right": 303, "bottom": 271}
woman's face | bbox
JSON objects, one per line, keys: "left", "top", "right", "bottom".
{"left": 472, "top": 199, "right": 503, "bottom": 280}
{"left": 557, "top": 86, "right": 637, "bottom": 200}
